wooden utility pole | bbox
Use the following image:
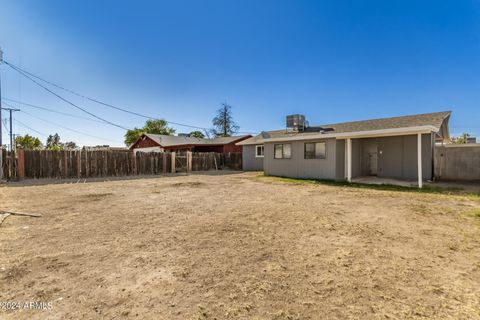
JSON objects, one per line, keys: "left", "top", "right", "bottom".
{"left": 5, "top": 108, "right": 19, "bottom": 151}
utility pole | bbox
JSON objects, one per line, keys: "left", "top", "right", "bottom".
{"left": 6, "top": 108, "right": 19, "bottom": 151}
{"left": 0, "top": 46, "right": 3, "bottom": 181}
{"left": 9, "top": 107, "right": 12, "bottom": 151}
{"left": 11, "top": 133, "right": 19, "bottom": 152}
{"left": 0, "top": 108, "right": 20, "bottom": 151}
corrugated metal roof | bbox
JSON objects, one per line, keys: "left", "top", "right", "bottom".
{"left": 144, "top": 134, "right": 251, "bottom": 147}
{"left": 239, "top": 111, "right": 451, "bottom": 145}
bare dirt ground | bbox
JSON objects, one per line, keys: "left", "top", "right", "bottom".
{"left": 1, "top": 172, "right": 480, "bottom": 320}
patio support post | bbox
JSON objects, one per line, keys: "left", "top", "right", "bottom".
{"left": 347, "top": 138, "right": 352, "bottom": 182}
{"left": 417, "top": 133, "right": 423, "bottom": 188}
{"left": 171, "top": 152, "right": 176, "bottom": 174}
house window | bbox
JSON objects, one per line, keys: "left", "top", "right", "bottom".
{"left": 274, "top": 144, "right": 292, "bottom": 159}
{"left": 304, "top": 142, "right": 326, "bottom": 159}
{"left": 255, "top": 145, "right": 264, "bottom": 157}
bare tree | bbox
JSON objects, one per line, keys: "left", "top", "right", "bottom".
{"left": 211, "top": 103, "right": 239, "bottom": 137}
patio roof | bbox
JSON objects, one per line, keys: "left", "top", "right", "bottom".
{"left": 141, "top": 134, "right": 251, "bottom": 147}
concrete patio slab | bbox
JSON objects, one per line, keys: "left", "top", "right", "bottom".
{"left": 351, "top": 176, "right": 417, "bottom": 187}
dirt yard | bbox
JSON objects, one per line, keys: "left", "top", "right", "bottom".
{"left": 1, "top": 172, "right": 480, "bottom": 319}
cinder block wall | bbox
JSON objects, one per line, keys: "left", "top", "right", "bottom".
{"left": 435, "top": 144, "right": 480, "bottom": 181}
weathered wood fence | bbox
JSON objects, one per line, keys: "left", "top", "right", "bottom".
{"left": 191, "top": 152, "right": 242, "bottom": 171}
{"left": 1, "top": 149, "right": 17, "bottom": 180}
{"left": 1, "top": 150, "right": 242, "bottom": 181}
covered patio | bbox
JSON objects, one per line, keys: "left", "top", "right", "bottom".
{"left": 343, "top": 130, "right": 434, "bottom": 188}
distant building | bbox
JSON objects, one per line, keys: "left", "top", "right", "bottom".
{"left": 129, "top": 134, "right": 251, "bottom": 153}
{"left": 83, "top": 145, "right": 128, "bottom": 151}
{"left": 466, "top": 137, "right": 477, "bottom": 144}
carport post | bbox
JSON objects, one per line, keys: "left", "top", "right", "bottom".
{"left": 347, "top": 138, "right": 352, "bottom": 182}
{"left": 171, "top": 152, "right": 176, "bottom": 174}
{"left": 417, "top": 133, "right": 423, "bottom": 188}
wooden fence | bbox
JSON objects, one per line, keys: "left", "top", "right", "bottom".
{"left": 1, "top": 149, "right": 17, "bottom": 180}
{"left": 191, "top": 152, "right": 242, "bottom": 171}
{"left": 1, "top": 149, "right": 242, "bottom": 181}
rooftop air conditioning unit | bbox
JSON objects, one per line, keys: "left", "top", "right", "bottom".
{"left": 261, "top": 131, "right": 271, "bottom": 139}
{"left": 286, "top": 114, "right": 307, "bottom": 132}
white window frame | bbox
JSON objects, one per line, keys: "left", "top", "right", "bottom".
{"left": 255, "top": 145, "right": 264, "bottom": 158}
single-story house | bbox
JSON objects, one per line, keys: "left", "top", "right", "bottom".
{"left": 130, "top": 133, "right": 251, "bottom": 153}
{"left": 237, "top": 112, "right": 451, "bottom": 187}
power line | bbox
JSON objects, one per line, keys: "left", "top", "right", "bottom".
{"left": 14, "top": 119, "right": 49, "bottom": 137}
{"left": 3, "top": 100, "right": 122, "bottom": 143}
{"left": 450, "top": 126, "right": 480, "bottom": 129}
{"left": 19, "top": 109, "right": 122, "bottom": 144}
{"left": 1, "top": 104, "right": 20, "bottom": 151}
{"left": 1, "top": 118, "right": 8, "bottom": 133}
{"left": 4, "top": 61, "right": 130, "bottom": 131}
{"left": 4, "top": 60, "right": 254, "bottom": 134}
{"left": 5, "top": 60, "right": 209, "bottom": 129}
{"left": 3, "top": 97, "right": 105, "bottom": 124}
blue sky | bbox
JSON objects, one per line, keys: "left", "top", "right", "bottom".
{"left": 1, "top": 0, "right": 479, "bottom": 146}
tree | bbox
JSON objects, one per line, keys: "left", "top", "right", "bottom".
{"left": 63, "top": 141, "right": 78, "bottom": 150}
{"left": 452, "top": 132, "right": 471, "bottom": 144}
{"left": 124, "top": 119, "right": 176, "bottom": 146}
{"left": 46, "top": 133, "right": 62, "bottom": 150}
{"left": 45, "top": 133, "right": 78, "bottom": 150}
{"left": 124, "top": 128, "right": 144, "bottom": 146}
{"left": 211, "top": 103, "right": 239, "bottom": 137}
{"left": 189, "top": 130, "right": 205, "bottom": 139}
{"left": 15, "top": 134, "right": 43, "bottom": 150}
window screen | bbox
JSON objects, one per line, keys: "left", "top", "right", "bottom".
{"left": 274, "top": 144, "right": 292, "bottom": 159}
{"left": 305, "top": 142, "right": 326, "bottom": 159}
{"left": 315, "top": 142, "right": 326, "bottom": 159}
{"left": 305, "top": 143, "right": 315, "bottom": 159}
{"left": 283, "top": 144, "right": 292, "bottom": 159}
{"left": 274, "top": 144, "right": 283, "bottom": 159}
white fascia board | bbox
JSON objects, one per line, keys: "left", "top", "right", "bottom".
{"left": 255, "top": 126, "right": 439, "bottom": 143}
{"left": 333, "top": 125, "right": 438, "bottom": 139}
{"left": 236, "top": 140, "right": 262, "bottom": 146}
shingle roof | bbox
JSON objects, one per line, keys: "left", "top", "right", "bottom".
{"left": 240, "top": 111, "right": 451, "bottom": 144}
{"left": 144, "top": 134, "right": 251, "bottom": 147}
{"left": 321, "top": 111, "right": 450, "bottom": 133}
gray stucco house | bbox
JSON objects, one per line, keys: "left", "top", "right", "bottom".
{"left": 237, "top": 111, "right": 451, "bottom": 187}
